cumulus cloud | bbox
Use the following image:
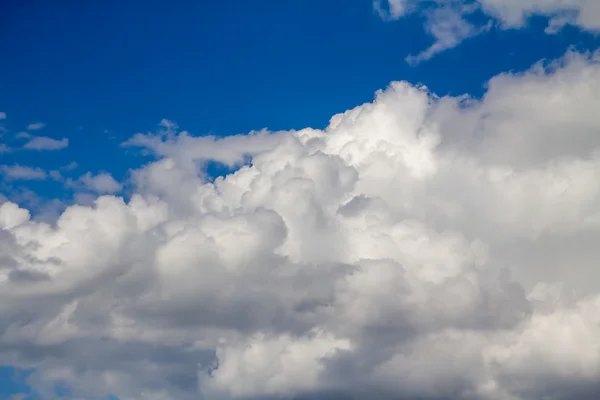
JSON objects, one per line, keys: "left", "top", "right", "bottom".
{"left": 2, "top": 51, "right": 600, "bottom": 400}
{"left": 22, "top": 136, "right": 69, "bottom": 151}
{"left": 74, "top": 172, "right": 122, "bottom": 194}
{"left": 377, "top": 0, "right": 600, "bottom": 62}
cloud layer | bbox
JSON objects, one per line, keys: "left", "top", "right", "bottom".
{"left": 376, "top": 0, "right": 600, "bottom": 62}
{"left": 2, "top": 51, "right": 600, "bottom": 400}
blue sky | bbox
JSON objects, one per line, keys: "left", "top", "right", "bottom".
{"left": 2, "top": 0, "right": 600, "bottom": 399}
{"left": 1, "top": 1, "right": 598, "bottom": 189}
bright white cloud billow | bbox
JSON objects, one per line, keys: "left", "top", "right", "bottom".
{"left": 377, "top": 0, "right": 600, "bottom": 62}
{"left": 2, "top": 51, "right": 600, "bottom": 399}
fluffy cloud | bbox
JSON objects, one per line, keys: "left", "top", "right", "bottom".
{"left": 376, "top": 0, "right": 600, "bottom": 62}
{"left": 22, "top": 136, "right": 69, "bottom": 151}
{"left": 2, "top": 51, "right": 600, "bottom": 400}
{"left": 72, "top": 172, "right": 122, "bottom": 194}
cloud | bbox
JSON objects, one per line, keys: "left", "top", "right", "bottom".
{"left": 373, "top": 0, "right": 414, "bottom": 20}
{"left": 406, "top": 4, "right": 491, "bottom": 65}
{"left": 15, "top": 132, "right": 32, "bottom": 139}
{"left": 60, "top": 161, "right": 78, "bottom": 171}
{"left": 377, "top": 0, "right": 600, "bottom": 62}
{"left": 75, "top": 172, "right": 122, "bottom": 194}
{"left": 2, "top": 51, "right": 600, "bottom": 400}
{"left": 0, "top": 112, "right": 6, "bottom": 120}
{"left": 477, "top": 0, "right": 600, "bottom": 30}
{"left": 1, "top": 165, "right": 47, "bottom": 180}
{"left": 26, "top": 122, "right": 45, "bottom": 131}
{"left": 22, "top": 136, "right": 69, "bottom": 151}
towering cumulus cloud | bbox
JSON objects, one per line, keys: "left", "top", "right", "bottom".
{"left": 2, "top": 51, "right": 600, "bottom": 399}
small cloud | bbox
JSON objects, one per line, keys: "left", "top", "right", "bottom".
{"left": 0, "top": 112, "right": 6, "bottom": 120}
{"left": 27, "top": 122, "right": 45, "bottom": 131}
{"left": 374, "top": 0, "right": 412, "bottom": 20}
{"left": 76, "top": 172, "right": 122, "bottom": 194}
{"left": 159, "top": 119, "right": 178, "bottom": 131}
{"left": 49, "top": 170, "right": 64, "bottom": 181}
{"left": 60, "top": 161, "right": 78, "bottom": 171}
{"left": 0, "top": 144, "right": 11, "bottom": 153}
{"left": 23, "top": 136, "right": 69, "bottom": 151}
{"left": 15, "top": 132, "right": 32, "bottom": 139}
{"left": 1, "top": 165, "right": 47, "bottom": 180}
{"left": 405, "top": 6, "right": 491, "bottom": 65}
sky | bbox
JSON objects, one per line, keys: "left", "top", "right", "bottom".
{"left": 1, "top": 0, "right": 600, "bottom": 399}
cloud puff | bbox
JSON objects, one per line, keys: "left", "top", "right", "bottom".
{"left": 74, "top": 172, "right": 122, "bottom": 194}
{"left": 1, "top": 165, "right": 48, "bottom": 180}
{"left": 26, "top": 122, "right": 45, "bottom": 131}
{"left": 374, "top": 0, "right": 414, "bottom": 20}
{"left": 0, "top": 112, "right": 6, "bottom": 120}
{"left": 377, "top": 0, "right": 600, "bottom": 62}
{"left": 22, "top": 136, "right": 69, "bottom": 151}
{"left": 2, "top": 51, "right": 600, "bottom": 400}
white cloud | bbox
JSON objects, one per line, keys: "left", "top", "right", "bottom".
{"left": 27, "top": 122, "right": 45, "bottom": 131}
{"left": 406, "top": 4, "right": 491, "bottom": 65}
{"left": 60, "top": 161, "right": 78, "bottom": 171}
{"left": 1, "top": 165, "right": 47, "bottom": 180}
{"left": 0, "top": 112, "right": 6, "bottom": 120}
{"left": 374, "top": 0, "right": 413, "bottom": 20}
{"left": 377, "top": 0, "right": 600, "bottom": 62}
{"left": 76, "top": 172, "right": 122, "bottom": 194}
{"left": 23, "top": 136, "right": 69, "bottom": 151}
{"left": 477, "top": 0, "right": 600, "bottom": 30}
{"left": 3, "top": 51, "right": 600, "bottom": 400}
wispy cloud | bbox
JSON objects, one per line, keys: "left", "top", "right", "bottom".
{"left": 376, "top": 0, "right": 600, "bottom": 63}
{"left": 23, "top": 136, "right": 69, "bottom": 151}
{"left": 0, "top": 112, "right": 6, "bottom": 120}
{"left": 27, "top": 122, "right": 45, "bottom": 131}
{"left": 406, "top": 5, "right": 492, "bottom": 65}
{"left": 1, "top": 165, "right": 48, "bottom": 180}
{"left": 60, "top": 161, "right": 78, "bottom": 171}
{"left": 374, "top": 0, "right": 413, "bottom": 20}
{"left": 15, "top": 132, "right": 32, "bottom": 139}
